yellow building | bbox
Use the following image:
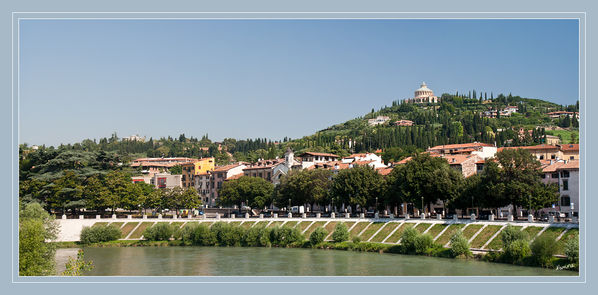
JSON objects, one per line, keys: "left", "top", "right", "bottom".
{"left": 181, "top": 157, "right": 215, "bottom": 188}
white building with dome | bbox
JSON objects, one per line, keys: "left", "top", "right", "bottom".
{"left": 406, "top": 82, "right": 439, "bottom": 104}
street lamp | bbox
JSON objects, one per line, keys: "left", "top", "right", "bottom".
{"left": 421, "top": 197, "right": 424, "bottom": 217}
{"left": 375, "top": 197, "right": 378, "bottom": 213}
{"left": 288, "top": 198, "right": 292, "bottom": 214}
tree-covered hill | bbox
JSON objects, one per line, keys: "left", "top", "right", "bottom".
{"left": 19, "top": 91, "right": 579, "bottom": 180}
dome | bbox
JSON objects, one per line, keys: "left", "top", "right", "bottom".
{"left": 416, "top": 82, "right": 432, "bottom": 92}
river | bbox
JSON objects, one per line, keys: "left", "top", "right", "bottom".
{"left": 55, "top": 247, "right": 577, "bottom": 276}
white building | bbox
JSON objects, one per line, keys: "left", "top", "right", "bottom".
{"left": 541, "top": 160, "right": 579, "bottom": 218}
{"left": 367, "top": 116, "right": 391, "bottom": 126}
{"left": 341, "top": 153, "right": 387, "bottom": 169}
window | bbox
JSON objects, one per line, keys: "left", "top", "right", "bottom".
{"left": 570, "top": 156, "right": 574, "bottom": 160}
{"left": 552, "top": 173, "right": 559, "bottom": 179}
{"left": 561, "top": 170, "right": 570, "bottom": 178}
{"left": 541, "top": 174, "right": 546, "bottom": 179}
{"left": 551, "top": 154, "right": 556, "bottom": 160}
{"left": 561, "top": 196, "right": 571, "bottom": 207}
{"left": 539, "top": 155, "right": 544, "bottom": 160}
{"left": 563, "top": 180, "right": 569, "bottom": 191}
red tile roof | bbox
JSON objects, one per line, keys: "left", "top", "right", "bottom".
{"left": 558, "top": 144, "right": 579, "bottom": 152}
{"left": 376, "top": 167, "right": 393, "bottom": 176}
{"left": 299, "top": 152, "right": 340, "bottom": 158}
{"left": 560, "top": 160, "right": 579, "bottom": 170}
{"left": 429, "top": 142, "right": 494, "bottom": 151}
{"left": 213, "top": 164, "right": 243, "bottom": 172}
{"left": 498, "top": 144, "right": 559, "bottom": 152}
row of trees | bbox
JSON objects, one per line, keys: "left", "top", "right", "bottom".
{"left": 20, "top": 170, "right": 202, "bottom": 215}
{"left": 219, "top": 149, "right": 559, "bottom": 215}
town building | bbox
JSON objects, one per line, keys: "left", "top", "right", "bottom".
{"left": 498, "top": 144, "right": 560, "bottom": 161}
{"left": 341, "top": 153, "right": 387, "bottom": 169}
{"left": 367, "top": 116, "right": 390, "bottom": 126}
{"left": 437, "top": 154, "right": 482, "bottom": 178}
{"left": 391, "top": 119, "right": 414, "bottom": 126}
{"left": 298, "top": 152, "right": 340, "bottom": 165}
{"left": 242, "top": 159, "right": 285, "bottom": 183}
{"left": 547, "top": 111, "right": 580, "bottom": 119}
{"left": 131, "top": 171, "right": 184, "bottom": 189}
{"left": 194, "top": 172, "right": 212, "bottom": 206}
{"left": 181, "top": 157, "right": 215, "bottom": 188}
{"left": 130, "top": 157, "right": 197, "bottom": 177}
{"left": 481, "top": 106, "right": 518, "bottom": 118}
{"left": 208, "top": 163, "right": 247, "bottom": 206}
{"left": 545, "top": 135, "right": 560, "bottom": 145}
{"left": 405, "top": 82, "right": 439, "bottom": 104}
{"left": 427, "top": 142, "right": 497, "bottom": 159}
{"left": 123, "top": 134, "right": 146, "bottom": 142}
{"left": 541, "top": 160, "right": 579, "bottom": 218}
{"left": 558, "top": 144, "right": 579, "bottom": 160}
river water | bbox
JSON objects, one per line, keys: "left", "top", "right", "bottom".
{"left": 55, "top": 247, "right": 576, "bottom": 276}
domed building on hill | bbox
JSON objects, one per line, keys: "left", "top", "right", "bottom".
{"left": 406, "top": 82, "right": 439, "bottom": 103}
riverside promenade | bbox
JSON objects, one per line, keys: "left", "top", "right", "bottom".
{"left": 56, "top": 213, "right": 579, "bottom": 252}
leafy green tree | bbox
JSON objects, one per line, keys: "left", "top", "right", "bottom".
{"left": 387, "top": 153, "right": 464, "bottom": 214}
{"left": 47, "top": 170, "right": 84, "bottom": 213}
{"left": 104, "top": 171, "right": 133, "bottom": 214}
{"left": 180, "top": 187, "right": 202, "bottom": 210}
{"left": 83, "top": 175, "right": 110, "bottom": 214}
{"left": 218, "top": 176, "right": 274, "bottom": 209}
{"left": 381, "top": 146, "right": 421, "bottom": 164}
{"left": 19, "top": 202, "right": 58, "bottom": 276}
{"left": 275, "top": 169, "right": 332, "bottom": 208}
{"left": 329, "top": 165, "right": 384, "bottom": 212}
{"left": 494, "top": 149, "right": 558, "bottom": 212}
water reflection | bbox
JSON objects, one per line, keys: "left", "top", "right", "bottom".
{"left": 55, "top": 247, "right": 577, "bottom": 276}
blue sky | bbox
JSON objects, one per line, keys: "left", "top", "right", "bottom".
{"left": 19, "top": 19, "right": 579, "bottom": 146}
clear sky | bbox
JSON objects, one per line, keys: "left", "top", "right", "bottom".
{"left": 19, "top": 19, "right": 579, "bottom": 146}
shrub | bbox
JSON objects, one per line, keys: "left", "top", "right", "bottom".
{"left": 332, "top": 223, "right": 350, "bottom": 243}
{"left": 531, "top": 235, "right": 558, "bottom": 267}
{"left": 309, "top": 227, "right": 328, "bottom": 246}
{"left": 564, "top": 233, "right": 579, "bottom": 263}
{"left": 243, "top": 226, "right": 262, "bottom": 247}
{"left": 414, "top": 234, "right": 435, "bottom": 255}
{"left": 175, "top": 223, "right": 198, "bottom": 245}
{"left": 210, "top": 222, "right": 244, "bottom": 246}
{"left": 80, "top": 225, "right": 121, "bottom": 244}
{"left": 400, "top": 227, "right": 419, "bottom": 253}
{"left": 449, "top": 230, "right": 471, "bottom": 258}
{"left": 270, "top": 226, "right": 304, "bottom": 247}
{"left": 191, "top": 224, "right": 217, "bottom": 246}
{"left": 501, "top": 225, "right": 529, "bottom": 247}
{"left": 352, "top": 236, "right": 362, "bottom": 243}
{"left": 143, "top": 223, "right": 175, "bottom": 241}
{"left": 257, "top": 227, "right": 272, "bottom": 247}
{"left": 504, "top": 239, "right": 531, "bottom": 264}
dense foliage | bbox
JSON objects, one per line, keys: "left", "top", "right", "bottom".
{"left": 80, "top": 225, "right": 122, "bottom": 244}
{"left": 143, "top": 223, "right": 176, "bottom": 241}
{"left": 19, "top": 202, "right": 59, "bottom": 276}
{"left": 218, "top": 176, "right": 274, "bottom": 209}
{"left": 309, "top": 227, "right": 328, "bottom": 246}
